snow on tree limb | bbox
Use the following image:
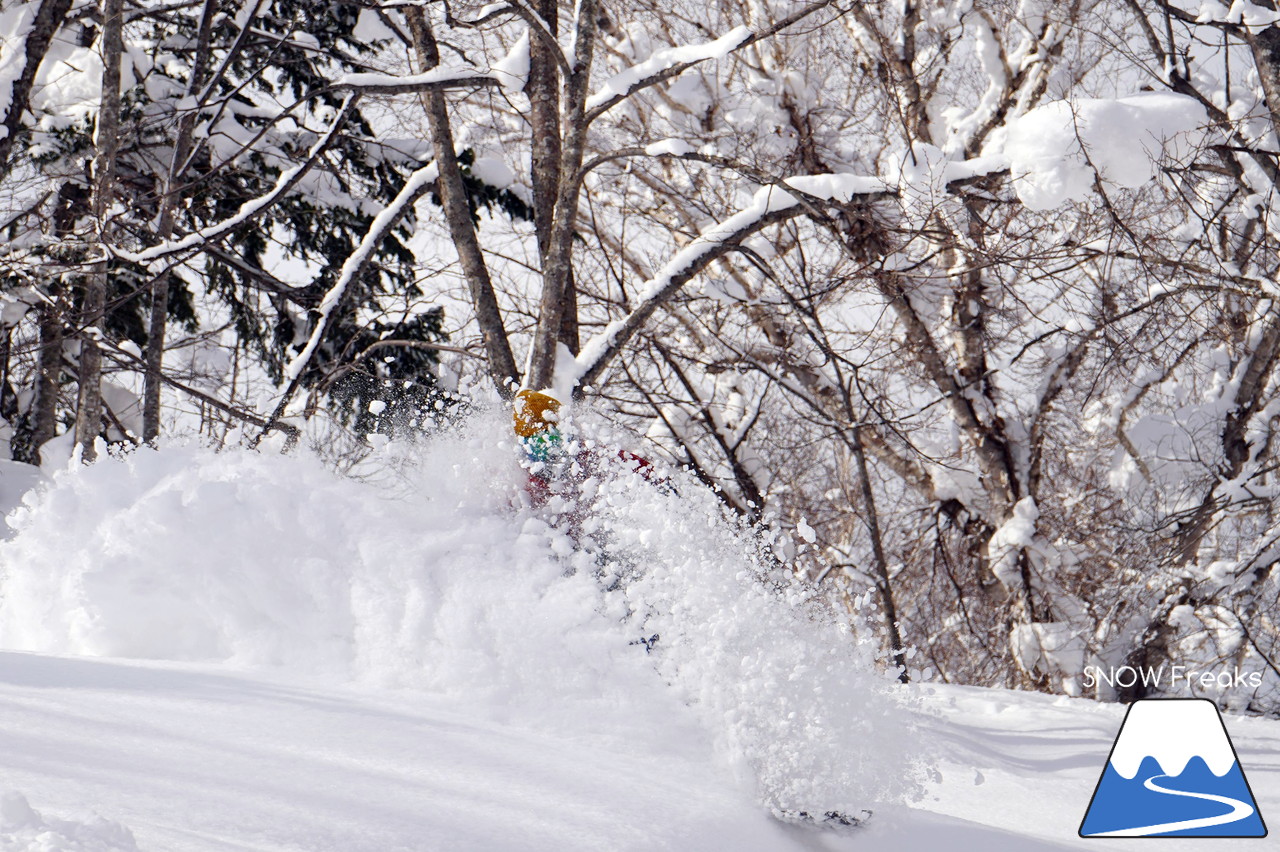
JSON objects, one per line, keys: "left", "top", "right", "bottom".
{"left": 573, "top": 174, "right": 890, "bottom": 389}
{"left": 585, "top": 26, "right": 750, "bottom": 113}
{"left": 490, "top": 29, "right": 531, "bottom": 91}
{"left": 282, "top": 159, "right": 440, "bottom": 383}
{"left": 330, "top": 33, "right": 531, "bottom": 95}
{"left": 567, "top": 147, "right": 1011, "bottom": 391}
{"left": 0, "top": 0, "right": 72, "bottom": 178}
{"left": 331, "top": 66, "right": 502, "bottom": 94}
{"left": 583, "top": 0, "right": 837, "bottom": 121}
{"left": 251, "top": 155, "right": 441, "bottom": 449}
{"left": 0, "top": 4, "right": 42, "bottom": 143}
{"left": 579, "top": 143, "right": 1005, "bottom": 188}
{"left": 440, "top": 2, "right": 519, "bottom": 28}
{"left": 117, "top": 96, "right": 360, "bottom": 264}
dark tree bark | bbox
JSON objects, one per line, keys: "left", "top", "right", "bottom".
{"left": 525, "top": 0, "right": 598, "bottom": 390}
{"left": 852, "top": 427, "right": 909, "bottom": 682}
{"left": 74, "top": 0, "right": 125, "bottom": 462}
{"left": 406, "top": 8, "right": 519, "bottom": 396}
{"left": 14, "top": 303, "right": 64, "bottom": 465}
{"left": 0, "top": 0, "right": 73, "bottom": 180}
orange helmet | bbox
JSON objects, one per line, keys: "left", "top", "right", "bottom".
{"left": 513, "top": 389, "right": 562, "bottom": 438}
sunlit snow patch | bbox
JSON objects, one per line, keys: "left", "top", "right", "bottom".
{"left": 1079, "top": 699, "right": 1267, "bottom": 837}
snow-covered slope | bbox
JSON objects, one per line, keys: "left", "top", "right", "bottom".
{"left": 1, "top": 656, "right": 1276, "bottom": 851}
{"left": 0, "top": 652, "right": 794, "bottom": 852}
{"left": 0, "top": 417, "right": 1276, "bottom": 850}
{"left": 0, "top": 413, "right": 918, "bottom": 827}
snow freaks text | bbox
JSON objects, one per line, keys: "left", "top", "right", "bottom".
{"left": 1083, "top": 666, "right": 1264, "bottom": 691}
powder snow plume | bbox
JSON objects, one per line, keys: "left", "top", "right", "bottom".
{"left": 0, "top": 407, "right": 925, "bottom": 817}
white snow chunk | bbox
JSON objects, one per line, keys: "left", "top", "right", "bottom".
{"left": 796, "top": 518, "right": 816, "bottom": 544}
{"left": 470, "top": 156, "right": 516, "bottom": 189}
{"left": 1109, "top": 699, "right": 1238, "bottom": 779}
{"left": 987, "top": 497, "right": 1038, "bottom": 587}
{"left": 490, "top": 30, "right": 531, "bottom": 91}
{"left": 0, "top": 290, "right": 35, "bottom": 326}
{"left": 0, "top": 3, "right": 39, "bottom": 141}
{"left": 354, "top": 7, "right": 396, "bottom": 42}
{"left": 29, "top": 46, "right": 104, "bottom": 128}
{"left": 644, "top": 138, "right": 695, "bottom": 157}
{"left": 367, "top": 399, "right": 387, "bottom": 415}
{"left": 1011, "top": 622, "right": 1086, "bottom": 694}
{"left": 289, "top": 31, "right": 320, "bottom": 50}
{"left": 1196, "top": 0, "right": 1280, "bottom": 25}
{"left": 1002, "top": 93, "right": 1207, "bottom": 210}
{"left": 783, "top": 172, "right": 888, "bottom": 202}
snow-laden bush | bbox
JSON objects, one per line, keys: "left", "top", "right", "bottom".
{"left": 0, "top": 408, "right": 925, "bottom": 818}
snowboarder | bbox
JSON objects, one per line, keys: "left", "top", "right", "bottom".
{"left": 512, "top": 389, "right": 658, "bottom": 512}
{"left": 512, "top": 389, "right": 567, "bottom": 509}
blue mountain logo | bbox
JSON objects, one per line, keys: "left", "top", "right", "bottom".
{"left": 1080, "top": 698, "right": 1267, "bottom": 837}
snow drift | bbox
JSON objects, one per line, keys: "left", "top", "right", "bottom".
{"left": 0, "top": 792, "right": 138, "bottom": 852}
{"left": 0, "top": 409, "right": 923, "bottom": 818}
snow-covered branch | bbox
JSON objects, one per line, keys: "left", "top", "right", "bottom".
{"left": 0, "top": 0, "right": 72, "bottom": 178}
{"left": 331, "top": 66, "right": 502, "bottom": 95}
{"left": 250, "top": 156, "right": 440, "bottom": 447}
{"left": 574, "top": 174, "right": 890, "bottom": 390}
{"left": 583, "top": 0, "right": 837, "bottom": 121}
{"left": 116, "top": 96, "right": 360, "bottom": 265}
{"left": 282, "top": 159, "right": 440, "bottom": 383}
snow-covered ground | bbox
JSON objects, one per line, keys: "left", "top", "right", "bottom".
{"left": 2, "top": 658, "right": 1275, "bottom": 851}
{"left": 0, "top": 416, "right": 1275, "bottom": 850}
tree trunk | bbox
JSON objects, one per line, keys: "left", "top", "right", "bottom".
{"left": 13, "top": 177, "right": 84, "bottom": 464}
{"left": 0, "top": 328, "right": 13, "bottom": 425}
{"left": 143, "top": 0, "right": 218, "bottom": 442}
{"left": 559, "top": 274, "right": 579, "bottom": 357}
{"left": 525, "top": 0, "right": 598, "bottom": 390}
{"left": 406, "top": 8, "right": 519, "bottom": 395}
{"left": 522, "top": 0, "right": 580, "bottom": 361}
{"left": 1247, "top": 26, "right": 1280, "bottom": 143}
{"left": 0, "top": 0, "right": 73, "bottom": 180}
{"left": 527, "top": 0, "right": 561, "bottom": 261}
{"left": 73, "top": 0, "right": 125, "bottom": 462}
{"left": 852, "top": 427, "right": 909, "bottom": 682}
{"left": 12, "top": 303, "right": 63, "bottom": 465}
